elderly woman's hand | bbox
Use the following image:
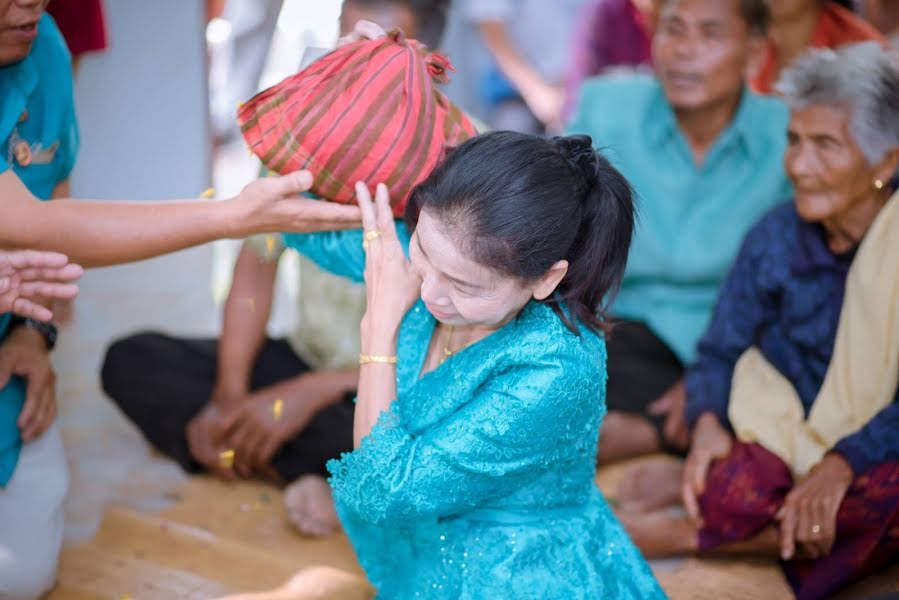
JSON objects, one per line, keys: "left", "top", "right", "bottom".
{"left": 682, "top": 412, "right": 734, "bottom": 525}
{"left": 357, "top": 182, "right": 421, "bottom": 351}
{"left": 776, "top": 453, "right": 854, "bottom": 561}
{"left": 0, "top": 250, "right": 82, "bottom": 321}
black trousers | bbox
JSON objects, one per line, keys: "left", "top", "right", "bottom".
{"left": 605, "top": 319, "right": 684, "bottom": 443}
{"left": 100, "top": 332, "right": 355, "bottom": 482}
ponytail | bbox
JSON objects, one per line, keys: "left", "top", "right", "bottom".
{"left": 552, "top": 136, "right": 636, "bottom": 333}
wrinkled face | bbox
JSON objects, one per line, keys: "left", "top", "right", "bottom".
{"left": 0, "top": 0, "right": 48, "bottom": 66}
{"left": 339, "top": 2, "right": 418, "bottom": 38}
{"left": 764, "top": 0, "right": 817, "bottom": 22}
{"left": 409, "top": 210, "right": 545, "bottom": 328}
{"left": 786, "top": 103, "right": 884, "bottom": 223}
{"left": 653, "top": 0, "right": 757, "bottom": 111}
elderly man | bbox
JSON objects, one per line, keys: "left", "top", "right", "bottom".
{"left": 567, "top": 0, "right": 792, "bottom": 463}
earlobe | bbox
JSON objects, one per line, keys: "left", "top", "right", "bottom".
{"left": 532, "top": 260, "right": 569, "bottom": 301}
{"left": 872, "top": 148, "right": 899, "bottom": 190}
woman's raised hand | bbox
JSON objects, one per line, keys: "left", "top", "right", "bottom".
{"left": 356, "top": 182, "right": 421, "bottom": 347}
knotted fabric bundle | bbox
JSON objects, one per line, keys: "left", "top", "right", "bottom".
{"left": 238, "top": 30, "right": 477, "bottom": 217}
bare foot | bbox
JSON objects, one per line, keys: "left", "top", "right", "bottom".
{"left": 284, "top": 475, "right": 341, "bottom": 538}
{"left": 215, "top": 566, "right": 373, "bottom": 600}
{"left": 618, "top": 510, "right": 698, "bottom": 558}
{"left": 617, "top": 458, "right": 684, "bottom": 514}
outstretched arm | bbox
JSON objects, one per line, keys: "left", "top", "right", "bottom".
{"left": 0, "top": 170, "right": 362, "bottom": 267}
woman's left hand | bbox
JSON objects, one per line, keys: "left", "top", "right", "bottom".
{"left": 776, "top": 453, "right": 854, "bottom": 561}
{"left": 357, "top": 182, "right": 421, "bottom": 349}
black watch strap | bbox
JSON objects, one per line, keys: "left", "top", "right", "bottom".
{"left": 9, "top": 316, "right": 57, "bottom": 351}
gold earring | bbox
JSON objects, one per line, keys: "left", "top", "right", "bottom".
{"left": 874, "top": 179, "right": 885, "bottom": 190}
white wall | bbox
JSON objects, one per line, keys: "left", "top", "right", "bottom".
{"left": 70, "top": 0, "right": 211, "bottom": 199}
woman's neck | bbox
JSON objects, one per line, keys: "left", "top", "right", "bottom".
{"left": 771, "top": 6, "right": 821, "bottom": 72}
{"left": 821, "top": 191, "right": 888, "bottom": 254}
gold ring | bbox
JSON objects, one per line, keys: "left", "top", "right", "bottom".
{"left": 362, "top": 229, "right": 382, "bottom": 249}
{"left": 272, "top": 398, "right": 284, "bottom": 422}
{"left": 811, "top": 524, "right": 821, "bottom": 534}
{"left": 219, "top": 449, "right": 235, "bottom": 470}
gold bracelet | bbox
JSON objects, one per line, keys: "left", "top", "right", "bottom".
{"left": 359, "top": 354, "right": 398, "bottom": 365}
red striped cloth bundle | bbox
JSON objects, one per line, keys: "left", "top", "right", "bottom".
{"left": 238, "top": 30, "right": 477, "bottom": 217}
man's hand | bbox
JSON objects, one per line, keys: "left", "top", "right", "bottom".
{"left": 521, "top": 81, "right": 564, "bottom": 130}
{"left": 647, "top": 379, "right": 689, "bottom": 451}
{"left": 228, "top": 171, "right": 362, "bottom": 237}
{"left": 221, "top": 373, "right": 342, "bottom": 478}
{"left": 682, "top": 413, "right": 734, "bottom": 525}
{"left": 0, "top": 327, "right": 57, "bottom": 442}
{"left": 186, "top": 402, "right": 235, "bottom": 480}
{"left": 0, "top": 250, "right": 82, "bottom": 321}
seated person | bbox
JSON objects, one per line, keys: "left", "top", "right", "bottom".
{"left": 100, "top": 0, "right": 448, "bottom": 539}
{"left": 752, "top": 0, "right": 885, "bottom": 94}
{"left": 618, "top": 42, "right": 899, "bottom": 600}
{"left": 0, "top": 0, "right": 354, "bottom": 588}
{"left": 567, "top": 0, "right": 792, "bottom": 461}
{"left": 563, "top": 0, "right": 661, "bottom": 118}
{"left": 102, "top": 236, "right": 364, "bottom": 538}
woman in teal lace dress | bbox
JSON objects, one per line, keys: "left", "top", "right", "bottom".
{"left": 284, "top": 132, "right": 665, "bottom": 599}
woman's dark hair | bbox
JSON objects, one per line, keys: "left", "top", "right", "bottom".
{"left": 404, "top": 131, "right": 636, "bottom": 335}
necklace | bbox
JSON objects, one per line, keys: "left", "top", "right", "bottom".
{"left": 440, "top": 325, "right": 456, "bottom": 365}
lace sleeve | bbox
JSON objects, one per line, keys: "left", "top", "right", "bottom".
{"left": 327, "top": 356, "right": 596, "bottom": 525}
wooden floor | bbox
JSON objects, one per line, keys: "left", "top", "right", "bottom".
{"left": 47, "top": 461, "right": 899, "bottom": 600}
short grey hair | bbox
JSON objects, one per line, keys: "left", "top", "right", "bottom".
{"left": 776, "top": 41, "right": 899, "bottom": 165}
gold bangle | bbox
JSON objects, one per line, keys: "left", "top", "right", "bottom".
{"left": 359, "top": 354, "right": 398, "bottom": 365}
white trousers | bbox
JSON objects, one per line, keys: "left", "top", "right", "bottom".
{"left": 0, "top": 425, "right": 68, "bottom": 600}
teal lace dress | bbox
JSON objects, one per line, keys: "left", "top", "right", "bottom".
{"left": 283, "top": 226, "right": 666, "bottom": 600}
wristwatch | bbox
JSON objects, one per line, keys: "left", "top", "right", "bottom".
{"left": 9, "top": 316, "right": 58, "bottom": 351}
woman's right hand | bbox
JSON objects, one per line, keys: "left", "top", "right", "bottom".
{"left": 682, "top": 413, "right": 734, "bottom": 525}
{"left": 228, "top": 171, "right": 362, "bottom": 237}
{"left": 357, "top": 182, "right": 422, "bottom": 346}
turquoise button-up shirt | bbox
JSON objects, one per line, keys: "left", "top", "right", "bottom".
{"left": 0, "top": 14, "right": 79, "bottom": 485}
{"left": 567, "top": 74, "right": 792, "bottom": 364}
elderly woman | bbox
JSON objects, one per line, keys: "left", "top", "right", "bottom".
{"left": 618, "top": 42, "right": 899, "bottom": 600}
